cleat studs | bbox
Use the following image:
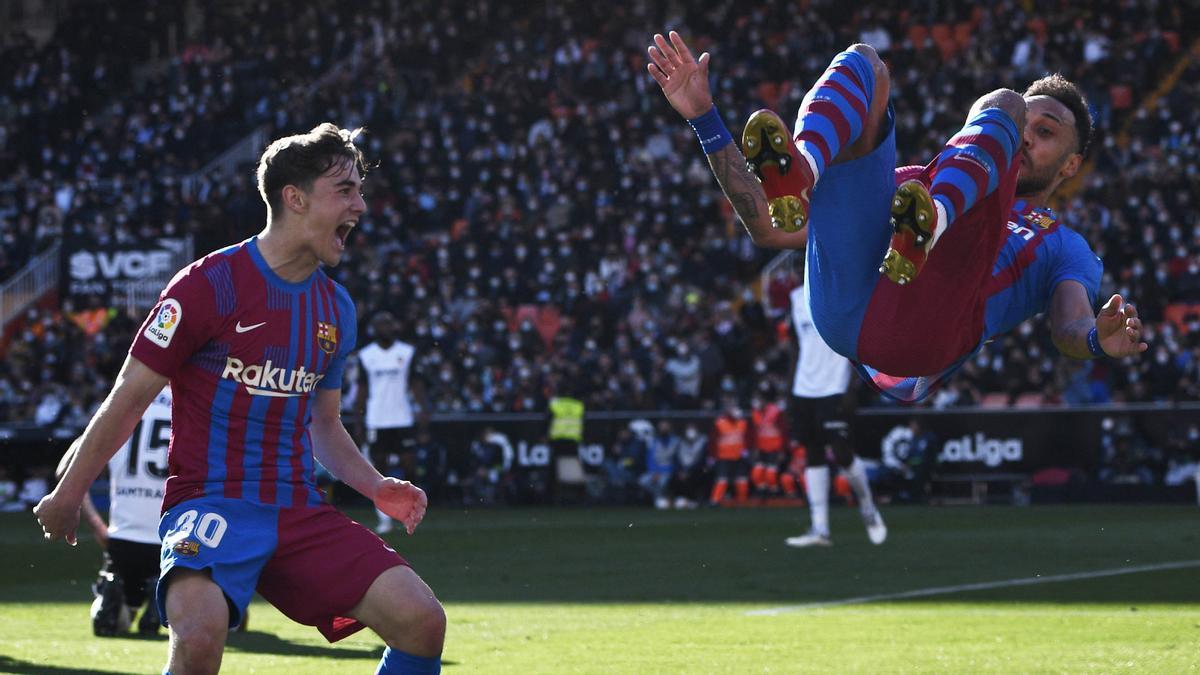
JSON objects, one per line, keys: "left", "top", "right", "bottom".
{"left": 746, "top": 138, "right": 756, "bottom": 148}
{"left": 773, "top": 134, "right": 783, "bottom": 145}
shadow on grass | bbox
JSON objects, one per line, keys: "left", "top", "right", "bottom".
{"left": 0, "top": 655, "right": 129, "bottom": 675}
{"left": 226, "top": 629, "right": 378, "bottom": 660}
{"left": 223, "top": 629, "right": 460, "bottom": 667}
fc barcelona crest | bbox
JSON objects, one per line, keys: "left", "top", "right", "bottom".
{"left": 317, "top": 322, "right": 338, "bottom": 354}
{"left": 1024, "top": 207, "right": 1055, "bottom": 229}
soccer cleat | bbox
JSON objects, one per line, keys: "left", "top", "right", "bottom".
{"left": 784, "top": 530, "right": 832, "bottom": 548}
{"left": 862, "top": 507, "right": 888, "bottom": 545}
{"left": 91, "top": 572, "right": 131, "bottom": 637}
{"left": 742, "top": 109, "right": 815, "bottom": 233}
{"left": 879, "top": 179, "right": 937, "bottom": 285}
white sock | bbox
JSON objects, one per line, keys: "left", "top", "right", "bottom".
{"left": 931, "top": 199, "right": 949, "bottom": 247}
{"left": 845, "top": 457, "right": 876, "bottom": 513}
{"left": 795, "top": 142, "right": 822, "bottom": 185}
{"left": 376, "top": 509, "right": 392, "bottom": 526}
{"left": 804, "top": 466, "right": 830, "bottom": 535}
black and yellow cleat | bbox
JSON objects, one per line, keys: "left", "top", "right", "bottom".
{"left": 879, "top": 179, "right": 937, "bottom": 285}
{"left": 742, "top": 109, "right": 814, "bottom": 233}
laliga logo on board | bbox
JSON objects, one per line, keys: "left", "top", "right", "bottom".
{"left": 144, "top": 299, "right": 183, "bottom": 348}
{"left": 938, "top": 433, "right": 1023, "bottom": 467}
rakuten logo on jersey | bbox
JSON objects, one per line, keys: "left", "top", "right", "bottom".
{"left": 938, "top": 433, "right": 1023, "bottom": 467}
{"left": 221, "top": 357, "right": 324, "bottom": 397}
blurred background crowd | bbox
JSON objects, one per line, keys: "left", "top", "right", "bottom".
{"left": 1, "top": 0, "right": 1197, "bottom": 435}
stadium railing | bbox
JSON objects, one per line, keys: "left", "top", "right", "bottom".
{"left": 0, "top": 241, "right": 61, "bottom": 328}
{"left": 180, "top": 127, "right": 270, "bottom": 199}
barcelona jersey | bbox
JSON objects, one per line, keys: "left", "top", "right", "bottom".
{"left": 131, "top": 237, "right": 356, "bottom": 511}
{"left": 855, "top": 198, "right": 1101, "bottom": 402}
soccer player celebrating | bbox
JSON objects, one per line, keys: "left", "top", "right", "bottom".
{"left": 647, "top": 32, "right": 1146, "bottom": 403}
{"left": 36, "top": 124, "right": 445, "bottom": 674}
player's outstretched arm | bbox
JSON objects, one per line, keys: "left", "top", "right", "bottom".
{"left": 310, "top": 388, "right": 427, "bottom": 535}
{"left": 647, "top": 30, "right": 806, "bottom": 250}
{"left": 1049, "top": 283, "right": 1148, "bottom": 360}
{"left": 707, "top": 144, "right": 807, "bottom": 249}
{"left": 35, "top": 356, "right": 166, "bottom": 545}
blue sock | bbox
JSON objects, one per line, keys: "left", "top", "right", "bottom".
{"left": 793, "top": 49, "right": 876, "bottom": 182}
{"left": 928, "top": 107, "right": 1020, "bottom": 229}
{"left": 376, "top": 647, "right": 441, "bottom": 675}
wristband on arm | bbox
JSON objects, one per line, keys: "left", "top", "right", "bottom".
{"left": 688, "top": 106, "right": 734, "bottom": 154}
{"left": 1086, "top": 326, "right": 1106, "bottom": 358}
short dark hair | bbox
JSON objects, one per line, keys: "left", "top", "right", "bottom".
{"left": 256, "top": 123, "right": 367, "bottom": 215}
{"left": 1023, "top": 74, "right": 1093, "bottom": 158}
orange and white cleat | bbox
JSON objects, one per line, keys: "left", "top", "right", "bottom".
{"left": 879, "top": 179, "right": 937, "bottom": 285}
{"left": 742, "top": 109, "right": 815, "bottom": 233}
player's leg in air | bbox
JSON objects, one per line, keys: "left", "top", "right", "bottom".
{"left": 743, "top": 44, "right": 1028, "bottom": 367}
{"left": 743, "top": 44, "right": 891, "bottom": 234}
{"left": 743, "top": 44, "right": 897, "bottom": 362}
{"left": 880, "top": 89, "right": 1025, "bottom": 284}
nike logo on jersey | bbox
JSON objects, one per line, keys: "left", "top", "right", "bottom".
{"left": 235, "top": 321, "right": 267, "bottom": 333}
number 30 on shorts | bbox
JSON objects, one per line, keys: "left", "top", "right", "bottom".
{"left": 172, "top": 509, "right": 229, "bottom": 547}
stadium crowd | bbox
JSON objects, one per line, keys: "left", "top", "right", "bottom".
{"left": 0, "top": 0, "right": 1198, "bottom": 434}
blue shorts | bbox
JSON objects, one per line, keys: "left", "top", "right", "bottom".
{"left": 803, "top": 104, "right": 897, "bottom": 361}
{"left": 157, "top": 496, "right": 407, "bottom": 641}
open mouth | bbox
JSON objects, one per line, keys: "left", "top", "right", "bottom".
{"left": 335, "top": 221, "right": 355, "bottom": 249}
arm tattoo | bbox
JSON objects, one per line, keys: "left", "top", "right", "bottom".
{"left": 707, "top": 145, "right": 766, "bottom": 228}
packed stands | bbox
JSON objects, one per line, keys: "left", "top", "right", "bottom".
{"left": 0, "top": 0, "right": 1197, "bottom": 436}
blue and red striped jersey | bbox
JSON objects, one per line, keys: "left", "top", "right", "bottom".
{"left": 131, "top": 237, "right": 356, "bottom": 511}
{"left": 857, "top": 197, "right": 1101, "bottom": 403}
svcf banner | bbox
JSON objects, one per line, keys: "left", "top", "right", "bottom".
{"left": 61, "top": 237, "right": 191, "bottom": 304}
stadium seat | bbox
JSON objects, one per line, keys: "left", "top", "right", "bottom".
{"left": 979, "top": 393, "right": 1009, "bottom": 409}
{"left": 1014, "top": 392, "right": 1044, "bottom": 409}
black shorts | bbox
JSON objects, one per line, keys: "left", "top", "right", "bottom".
{"left": 104, "top": 538, "right": 161, "bottom": 607}
{"left": 367, "top": 426, "right": 417, "bottom": 454}
{"left": 789, "top": 394, "right": 851, "bottom": 454}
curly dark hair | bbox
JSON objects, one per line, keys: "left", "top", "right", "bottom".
{"left": 256, "top": 123, "right": 367, "bottom": 215}
{"left": 1023, "top": 74, "right": 1093, "bottom": 158}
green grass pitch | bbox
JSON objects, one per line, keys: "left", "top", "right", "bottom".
{"left": 2, "top": 504, "right": 1198, "bottom": 673}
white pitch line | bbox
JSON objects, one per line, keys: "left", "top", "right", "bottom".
{"left": 747, "top": 559, "right": 1200, "bottom": 616}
